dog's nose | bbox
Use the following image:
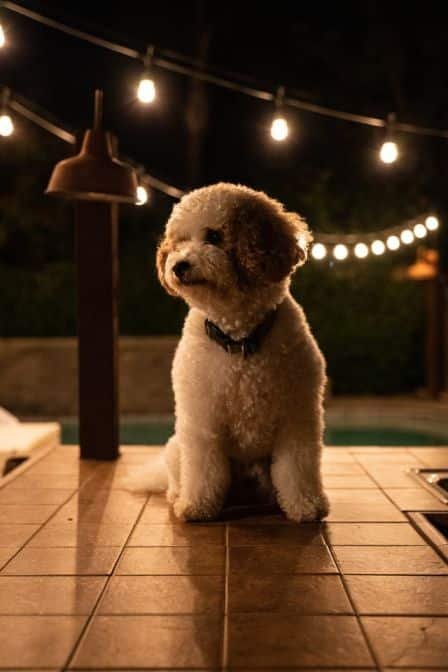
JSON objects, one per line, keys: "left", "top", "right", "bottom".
{"left": 173, "top": 260, "right": 191, "bottom": 280}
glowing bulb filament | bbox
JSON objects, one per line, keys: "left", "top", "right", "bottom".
{"left": 380, "top": 141, "right": 398, "bottom": 164}
{"left": 137, "top": 78, "right": 156, "bottom": 104}
{"left": 0, "top": 114, "right": 14, "bottom": 137}
{"left": 271, "top": 117, "right": 289, "bottom": 142}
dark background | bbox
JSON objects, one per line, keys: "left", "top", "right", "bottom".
{"left": 1, "top": 1, "right": 447, "bottom": 393}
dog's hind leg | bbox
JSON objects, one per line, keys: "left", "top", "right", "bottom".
{"left": 165, "top": 435, "right": 181, "bottom": 504}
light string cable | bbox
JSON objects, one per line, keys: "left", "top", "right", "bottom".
{"left": 2, "top": 1, "right": 448, "bottom": 138}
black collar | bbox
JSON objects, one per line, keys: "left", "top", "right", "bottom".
{"left": 205, "top": 308, "right": 277, "bottom": 358}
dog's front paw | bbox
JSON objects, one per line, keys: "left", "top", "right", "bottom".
{"left": 173, "top": 498, "right": 219, "bottom": 522}
{"left": 301, "top": 492, "right": 330, "bottom": 522}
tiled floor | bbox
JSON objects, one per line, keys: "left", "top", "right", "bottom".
{"left": 0, "top": 444, "right": 447, "bottom": 670}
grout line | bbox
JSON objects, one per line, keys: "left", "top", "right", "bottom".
{"left": 322, "top": 528, "right": 383, "bottom": 672}
{"left": 61, "top": 491, "right": 151, "bottom": 671}
{"left": 221, "top": 523, "right": 230, "bottom": 669}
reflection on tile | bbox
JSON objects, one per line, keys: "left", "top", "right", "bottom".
{"left": 346, "top": 575, "right": 448, "bottom": 614}
{"left": 129, "top": 523, "right": 224, "bottom": 546}
{"left": 325, "top": 522, "right": 426, "bottom": 546}
{"left": 230, "top": 544, "right": 337, "bottom": 574}
{"left": 0, "top": 576, "right": 106, "bottom": 614}
{"left": 333, "top": 545, "right": 448, "bottom": 575}
{"left": 0, "top": 504, "right": 58, "bottom": 524}
{"left": 228, "top": 523, "right": 324, "bottom": 546}
{"left": 70, "top": 615, "right": 222, "bottom": 669}
{"left": 326, "top": 489, "right": 390, "bottom": 504}
{"left": 321, "top": 463, "right": 365, "bottom": 475}
{"left": 100, "top": 575, "right": 224, "bottom": 614}
{"left": 0, "top": 488, "right": 75, "bottom": 505}
{"left": 2, "top": 546, "right": 121, "bottom": 575}
{"left": 138, "top": 495, "right": 178, "bottom": 524}
{"left": 326, "top": 502, "right": 406, "bottom": 522}
{"left": 363, "top": 616, "right": 448, "bottom": 667}
{"left": 323, "top": 474, "right": 377, "bottom": 488}
{"left": 0, "top": 615, "right": 85, "bottom": 668}
{"left": 410, "top": 448, "right": 448, "bottom": 468}
{"left": 116, "top": 546, "right": 225, "bottom": 576}
{"left": 228, "top": 614, "right": 373, "bottom": 667}
{"left": 384, "top": 488, "right": 448, "bottom": 511}
{"left": 29, "top": 522, "right": 132, "bottom": 547}
{"left": 229, "top": 574, "right": 352, "bottom": 613}
{"left": 0, "top": 523, "right": 40, "bottom": 547}
{"left": 362, "top": 467, "right": 417, "bottom": 488}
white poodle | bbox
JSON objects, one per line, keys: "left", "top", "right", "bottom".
{"left": 137, "top": 183, "right": 329, "bottom": 523}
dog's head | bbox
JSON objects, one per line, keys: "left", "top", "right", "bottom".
{"left": 157, "top": 183, "right": 311, "bottom": 311}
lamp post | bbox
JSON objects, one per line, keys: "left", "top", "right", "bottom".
{"left": 46, "top": 90, "right": 138, "bottom": 460}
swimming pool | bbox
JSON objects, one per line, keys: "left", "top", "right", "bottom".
{"left": 61, "top": 419, "right": 448, "bottom": 446}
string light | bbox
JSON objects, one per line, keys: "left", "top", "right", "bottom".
{"left": 354, "top": 243, "right": 369, "bottom": 258}
{"left": 137, "top": 46, "right": 156, "bottom": 104}
{"left": 270, "top": 86, "right": 289, "bottom": 142}
{"left": 0, "top": 113, "right": 13, "bottom": 136}
{"left": 401, "top": 229, "right": 414, "bottom": 245}
{"left": 379, "top": 113, "right": 399, "bottom": 164}
{"left": 386, "top": 235, "right": 400, "bottom": 251}
{"left": 333, "top": 244, "right": 348, "bottom": 260}
{"left": 414, "top": 223, "right": 427, "bottom": 239}
{"left": 0, "top": 23, "right": 5, "bottom": 48}
{"left": 371, "top": 239, "right": 386, "bottom": 255}
{"left": 425, "top": 216, "right": 439, "bottom": 231}
{"left": 136, "top": 184, "right": 148, "bottom": 205}
{"left": 311, "top": 243, "right": 327, "bottom": 260}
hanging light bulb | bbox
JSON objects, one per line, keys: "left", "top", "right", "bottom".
{"left": 333, "top": 244, "right": 348, "bottom": 260}
{"left": 371, "top": 240, "right": 386, "bottom": 255}
{"left": 0, "top": 23, "right": 5, "bottom": 48}
{"left": 354, "top": 243, "right": 369, "bottom": 258}
{"left": 425, "top": 216, "right": 439, "bottom": 231}
{"left": 386, "top": 235, "right": 400, "bottom": 251}
{"left": 414, "top": 223, "right": 427, "bottom": 239}
{"left": 270, "top": 86, "right": 289, "bottom": 142}
{"left": 311, "top": 243, "right": 327, "bottom": 260}
{"left": 379, "top": 113, "right": 399, "bottom": 164}
{"left": 136, "top": 184, "right": 148, "bottom": 205}
{"left": 401, "top": 229, "right": 414, "bottom": 245}
{"left": 137, "top": 46, "right": 156, "bottom": 104}
{"left": 0, "top": 113, "right": 13, "bottom": 136}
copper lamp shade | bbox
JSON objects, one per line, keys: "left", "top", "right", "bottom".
{"left": 46, "top": 90, "right": 138, "bottom": 203}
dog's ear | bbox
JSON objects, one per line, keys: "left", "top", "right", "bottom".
{"left": 230, "top": 201, "right": 311, "bottom": 285}
{"left": 156, "top": 237, "right": 178, "bottom": 296}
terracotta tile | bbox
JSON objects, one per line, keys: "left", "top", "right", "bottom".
{"left": 138, "top": 495, "right": 179, "bottom": 524}
{"left": 357, "top": 453, "right": 421, "bottom": 467}
{"left": 229, "top": 544, "right": 337, "bottom": 574}
{"left": 0, "top": 523, "right": 40, "bottom": 547}
{"left": 362, "top": 467, "right": 417, "bottom": 487}
{"left": 70, "top": 614, "right": 222, "bottom": 669}
{"left": 363, "top": 616, "right": 448, "bottom": 667}
{"left": 229, "top": 574, "right": 352, "bottom": 613}
{"left": 321, "top": 463, "right": 365, "bottom": 475}
{"left": 228, "top": 522, "right": 324, "bottom": 546}
{"left": 0, "top": 615, "right": 85, "bottom": 668}
{"left": 30, "top": 461, "right": 97, "bottom": 475}
{"left": 116, "top": 545, "right": 225, "bottom": 575}
{"left": 7, "top": 473, "right": 87, "bottom": 489}
{"left": 322, "top": 450, "right": 356, "bottom": 464}
{"left": 385, "top": 487, "right": 448, "bottom": 511}
{"left": 29, "top": 522, "right": 132, "bottom": 547}
{"left": 228, "top": 614, "right": 373, "bottom": 667}
{"left": 0, "top": 487, "right": 75, "bottom": 505}
{"left": 0, "top": 504, "right": 58, "bottom": 524}
{"left": 327, "top": 488, "right": 390, "bottom": 504}
{"left": 323, "top": 474, "right": 377, "bottom": 488}
{"left": 100, "top": 575, "right": 224, "bottom": 614}
{"left": 0, "top": 547, "right": 17, "bottom": 568}
{"left": 410, "top": 448, "right": 448, "bottom": 467}
{"left": 2, "top": 546, "right": 121, "bottom": 575}
{"left": 0, "top": 576, "right": 106, "bottom": 614}
{"left": 51, "top": 494, "right": 146, "bottom": 525}
{"left": 225, "top": 511, "right": 291, "bottom": 525}
{"left": 326, "top": 502, "right": 406, "bottom": 522}
{"left": 333, "top": 545, "right": 448, "bottom": 574}
{"left": 346, "top": 575, "right": 448, "bottom": 614}
{"left": 325, "top": 522, "right": 426, "bottom": 545}
{"left": 128, "top": 522, "right": 224, "bottom": 546}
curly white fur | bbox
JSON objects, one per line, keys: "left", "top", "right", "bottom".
{"left": 134, "top": 183, "right": 329, "bottom": 523}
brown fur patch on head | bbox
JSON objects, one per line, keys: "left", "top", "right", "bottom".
{"left": 226, "top": 189, "right": 312, "bottom": 286}
{"left": 156, "top": 237, "right": 177, "bottom": 296}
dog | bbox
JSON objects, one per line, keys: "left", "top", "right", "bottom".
{"left": 137, "top": 183, "right": 329, "bottom": 523}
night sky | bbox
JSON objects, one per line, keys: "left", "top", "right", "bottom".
{"left": 2, "top": 1, "right": 448, "bottom": 228}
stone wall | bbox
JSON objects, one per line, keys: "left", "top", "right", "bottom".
{"left": 0, "top": 337, "right": 178, "bottom": 417}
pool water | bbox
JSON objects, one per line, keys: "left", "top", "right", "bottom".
{"left": 61, "top": 420, "right": 448, "bottom": 447}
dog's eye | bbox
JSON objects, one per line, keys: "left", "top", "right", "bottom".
{"left": 204, "top": 228, "right": 222, "bottom": 246}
